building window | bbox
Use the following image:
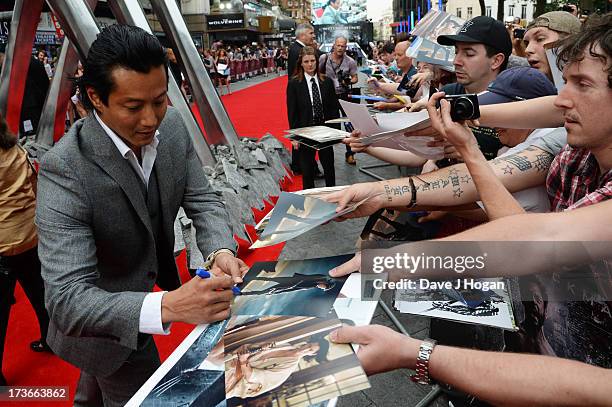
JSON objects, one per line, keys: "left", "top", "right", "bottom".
{"left": 467, "top": 7, "right": 473, "bottom": 19}
{"left": 456, "top": 8, "right": 462, "bottom": 18}
{"left": 521, "top": 4, "right": 527, "bottom": 19}
{"left": 508, "top": 5, "right": 514, "bottom": 17}
{"left": 486, "top": 6, "right": 492, "bottom": 17}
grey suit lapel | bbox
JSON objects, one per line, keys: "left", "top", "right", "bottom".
{"left": 79, "top": 115, "right": 153, "bottom": 236}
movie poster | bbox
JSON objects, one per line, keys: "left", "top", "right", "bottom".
{"left": 312, "top": 0, "right": 367, "bottom": 25}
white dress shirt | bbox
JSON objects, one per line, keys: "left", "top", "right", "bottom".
{"left": 94, "top": 112, "right": 170, "bottom": 336}
{"left": 304, "top": 72, "right": 321, "bottom": 117}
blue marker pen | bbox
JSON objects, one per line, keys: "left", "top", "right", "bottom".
{"left": 196, "top": 268, "right": 241, "bottom": 295}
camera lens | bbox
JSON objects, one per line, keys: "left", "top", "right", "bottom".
{"left": 454, "top": 97, "right": 474, "bottom": 120}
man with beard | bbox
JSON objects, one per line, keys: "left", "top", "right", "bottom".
{"left": 505, "top": 276, "right": 555, "bottom": 356}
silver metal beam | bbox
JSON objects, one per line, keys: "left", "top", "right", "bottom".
{"left": 35, "top": 38, "right": 80, "bottom": 146}
{"left": 0, "top": 0, "right": 45, "bottom": 134}
{"left": 45, "top": 0, "right": 100, "bottom": 58}
{"left": 149, "top": 0, "right": 240, "bottom": 147}
{"left": 107, "top": 0, "right": 215, "bottom": 165}
{"left": 36, "top": 0, "right": 99, "bottom": 147}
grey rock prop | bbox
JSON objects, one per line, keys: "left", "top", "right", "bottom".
{"left": 260, "top": 133, "right": 291, "bottom": 166}
{"left": 175, "top": 138, "right": 290, "bottom": 270}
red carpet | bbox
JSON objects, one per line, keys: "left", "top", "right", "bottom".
{"left": 222, "top": 75, "right": 293, "bottom": 150}
{"left": 3, "top": 75, "right": 296, "bottom": 405}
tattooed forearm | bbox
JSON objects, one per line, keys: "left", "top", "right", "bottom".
{"left": 412, "top": 166, "right": 472, "bottom": 199}
{"left": 500, "top": 155, "right": 533, "bottom": 171}
{"left": 383, "top": 183, "right": 411, "bottom": 202}
{"left": 492, "top": 149, "right": 554, "bottom": 173}
{"left": 533, "top": 152, "right": 554, "bottom": 172}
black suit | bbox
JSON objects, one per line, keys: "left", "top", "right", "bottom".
{"left": 20, "top": 57, "right": 49, "bottom": 135}
{"left": 287, "top": 42, "right": 323, "bottom": 173}
{"left": 287, "top": 41, "right": 304, "bottom": 79}
{"left": 287, "top": 41, "right": 304, "bottom": 172}
{"left": 287, "top": 75, "right": 340, "bottom": 189}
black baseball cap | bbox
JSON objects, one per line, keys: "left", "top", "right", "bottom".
{"left": 478, "top": 67, "right": 557, "bottom": 105}
{"left": 437, "top": 16, "right": 512, "bottom": 60}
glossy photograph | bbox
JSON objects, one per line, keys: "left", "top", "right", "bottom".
{"left": 232, "top": 255, "right": 351, "bottom": 318}
{"left": 223, "top": 315, "right": 370, "bottom": 407}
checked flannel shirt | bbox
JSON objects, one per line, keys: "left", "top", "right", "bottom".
{"left": 546, "top": 145, "right": 612, "bottom": 212}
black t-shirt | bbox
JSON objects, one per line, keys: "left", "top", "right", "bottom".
{"left": 440, "top": 83, "right": 502, "bottom": 164}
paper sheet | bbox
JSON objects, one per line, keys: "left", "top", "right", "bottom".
{"left": 546, "top": 48, "right": 565, "bottom": 92}
{"left": 285, "top": 125, "right": 349, "bottom": 142}
{"left": 339, "top": 100, "right": 379, "bottom": 136}
{"left": 375, "top": 110, "right": 430, "bottom": 131}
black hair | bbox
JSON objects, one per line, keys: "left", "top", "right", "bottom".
{"left": 484, "top": 44, "right": 509, "bottom": 72}
{"left": 556, "top": 13, "right": 612, "bottom": 88}
{"left": 382, "top": 41, "right": 395, "bottom": 54}
{"left": 78, "top": 24, "right": 168, "bottom": 111}
{"left": 0, "top": 113, "right": 17, "bottom": 150}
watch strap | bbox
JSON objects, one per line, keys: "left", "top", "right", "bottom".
{"left": 410, "top": 338, "right": 436, "bottom": 385}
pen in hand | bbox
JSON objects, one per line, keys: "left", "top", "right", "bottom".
{"left": 196, "top": 268, "right": 242, "bottom": 296}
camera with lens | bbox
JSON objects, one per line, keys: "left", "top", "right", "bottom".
{"left": 337, "top": 69, "right": 353, "bottom": 87}
{"left": 442, "top": 94, "right": 480, "bottom": 121}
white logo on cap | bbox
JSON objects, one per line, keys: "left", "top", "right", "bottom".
{"left": 460, "top": 20, "right": 474, "bottom": 33}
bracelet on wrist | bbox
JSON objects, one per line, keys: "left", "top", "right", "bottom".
{"left": 407, "top": 177, "right": 417, "bottom": 208}
{"left": 410, "top": 338, "right": 437, "bottom": 385}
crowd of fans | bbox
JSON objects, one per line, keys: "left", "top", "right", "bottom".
{"left": 312, "top": 10, "right": 612, "bottom": 407}
{"left": 199, "top": 42, "right": 290, "bottom": 94}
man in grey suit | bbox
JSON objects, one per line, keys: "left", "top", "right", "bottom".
{"left": 35, "top": 25, "right": 248, "bottom": 406}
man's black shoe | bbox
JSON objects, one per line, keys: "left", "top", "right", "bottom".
{"left": 30, "top": 339, "right": 52, "bottom": 353}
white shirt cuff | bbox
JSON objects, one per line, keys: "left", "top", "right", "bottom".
{"left": 139, "top": 291, "right": 171, "bottom": 335}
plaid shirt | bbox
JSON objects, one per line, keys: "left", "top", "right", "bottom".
{"left": 546, "top": 145, "right": 612, "bottom": 211}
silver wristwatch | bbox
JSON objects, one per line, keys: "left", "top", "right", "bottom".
{"left": 203, "top": 248, "right": 235, "bottom": 269}
{"left": 410, "top": 338, "right": 437, "bottom": 385}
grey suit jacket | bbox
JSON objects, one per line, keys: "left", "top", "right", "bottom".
{"left": 36, "top": 107, "right": 235, "bottom": 377}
